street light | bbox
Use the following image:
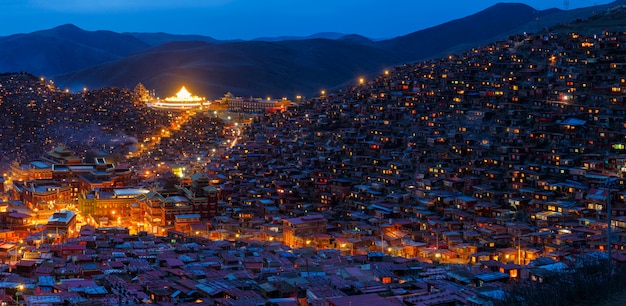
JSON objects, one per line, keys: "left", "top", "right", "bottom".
{"left": 15, "top": 284, "right": 23, "bottom": 305}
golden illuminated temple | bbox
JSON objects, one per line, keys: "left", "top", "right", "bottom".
{"left": 148, "top": 86, "right": 209, "bottom": 110}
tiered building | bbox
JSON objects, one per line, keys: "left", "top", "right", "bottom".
{"left": 135, "top": 173, "right": 218, "bottom": 234}
{"left": 148, "top": 86, "right": 209, "bottom": 110}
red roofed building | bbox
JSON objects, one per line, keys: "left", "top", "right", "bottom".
{"left": 283, "top": 214, "right": 327, "bottom": 248}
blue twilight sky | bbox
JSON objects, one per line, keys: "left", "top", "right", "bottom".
{"left": 0, "top": 0, "right": 615, "bottom": 39}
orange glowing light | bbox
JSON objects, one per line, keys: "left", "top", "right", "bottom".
{"left": 165, "top": 86, "right": 204, "bottom": 102}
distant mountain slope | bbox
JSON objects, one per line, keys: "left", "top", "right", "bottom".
{"left": 427, "top": 2, "right": 619, "bottom": 58}
{"left": 127, "top": 31, "right": 352, "bottom": 46}
{"left": 378, "top": 3, "right": 560, "bottom": 61}
{"left": 2, "top": 2, "right": 623, "bottom": 97}
{"left": 125, "top": 32, "right": 226, "bottom": 46}
{"left": 0, "top": 24, "right": 150, "bottom": 75}
{"left": 55, "top": 39, "right": 401, "bottom": 98}
{"left": 541, "top": 4, "right": 626, "bottom": 35}
{"left": 339, "top": 34, "right": 375, "bottom": 45}
{"left": 253, "top": 32, "right": 347, "bottom": 42}
{"left": 54, "top": 3, "right": 573, "bottom": 97}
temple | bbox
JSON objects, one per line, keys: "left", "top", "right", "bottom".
{"left": 148, "top": 86, "right": 209, "bottom": 110}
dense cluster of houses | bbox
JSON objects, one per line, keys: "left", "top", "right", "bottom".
{"left": 0, "top": 74, "right": 177, "bottom": 170}
{"left": 210, "top": 28, "right": 626, "bottom": 263}
{"left": 2, "top": 11, "right": 626, "bottom": 305}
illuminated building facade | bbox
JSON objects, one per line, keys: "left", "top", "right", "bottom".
{"left": 148, "top": 86, "right": 209, "bottom": 110}
{"left": 46, "top": 210, "right": 77, "bottom": 238}
{"left": 10, "top": 149, "right": 132, "bottom": 202}
{"left": 227, "top": 96, "right": 293, "bottom": 113}
{"left": 136, "top": 176, "right": 218, "bottom": 234}
{"left": 178, "top": 173, "right": 219, "bottom": 219}
{"left": 216, "top": 92, "right": 293, "bottom": 113}
{"left": 14, "top": 180, "right": 72, "bottom": 210}
{"left": 53, "top": 162, "right": 132, "bottom": 200}
{"left": 174, "top": 213, "right": 201, "bottom": 234}
{"left": 282, "top": 214, "right": 327, "bottom": 248}
{"left": 9, "top": 161, "right": 53, "bottom": 182}
{"left": 77, "top": 188, "right": 149, "bottom": 222}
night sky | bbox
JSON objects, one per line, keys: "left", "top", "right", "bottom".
{"left": 1, "top": 0, "right": 615, "bottom": 39}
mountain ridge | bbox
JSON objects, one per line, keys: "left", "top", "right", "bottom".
{"left": 0, "top": 2, "right": 621, "bottom": 97}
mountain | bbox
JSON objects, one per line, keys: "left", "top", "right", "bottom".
{"left": 426, "top": 2, "right": 619, "bottom": 59}
{"left": 541, "top": 4, "right": 626, "bottom": 35}
{"left": 338, "top": 34, "right": 375, "bottom": 45}
{"left": 253, "top": 32, "right": 347, "bottom": 42}
{"left": 125, "top": 32, "right": 228, "bottom": 46}
{"left": 56, "top": 39, "right": 402, "bottom": 98}
{"left": 0, "top": 24, "right": 150, "bottom": 75}
{"left": 2, "top": 2, "right": 623, "bottom": 97}
{"left": 56, "top": 3, "right": 569, "bottom": 96}
{"left": 378, "top": 3, "right": 561, "bottom": 61}
{"left": 127, "top": 31, "right": 351, "bottom": 46}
